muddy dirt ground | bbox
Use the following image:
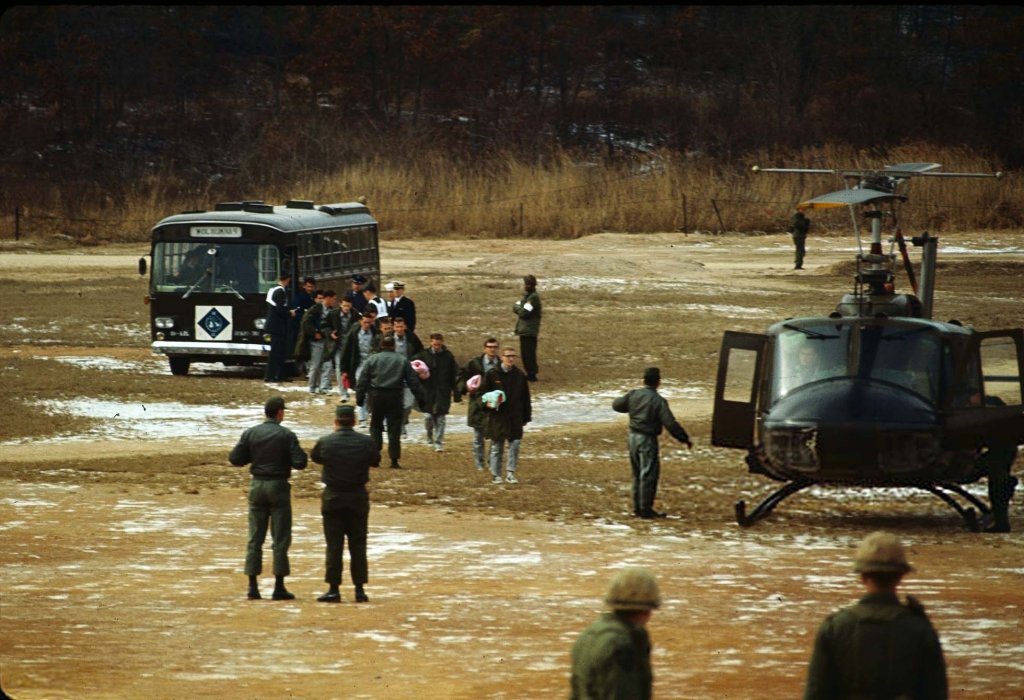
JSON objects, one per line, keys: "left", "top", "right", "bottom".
{"left": 1, "top": 231, "right": 1022, "bottom": 699}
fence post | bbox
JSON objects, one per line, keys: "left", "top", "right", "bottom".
{"left": 711, "top": 198, "right": 725, "bottom": 234}
{"left": 681, "top": 194, "right": 688, "bottom": 234}
{"left": 519, "top": 202, "right": 524, "bottom": 237}
{"left": 15, "top": 206, "right": 20, "bottom": 241}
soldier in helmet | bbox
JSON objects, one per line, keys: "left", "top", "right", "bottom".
{"left": 569, "top": 567, "right": 660, "bottom": 700}
{"left": 803, "top": 531, "right": 948, "bottom": 700}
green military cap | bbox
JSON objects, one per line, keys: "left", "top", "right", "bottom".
{"left": 604, "top": 567, "right": 661, "bottom": 611}
{"left": 853, "top": 531, "right": 913, "bottom": 574}
{"left": 335, "top": 404, "right": 355, "bottom": 420}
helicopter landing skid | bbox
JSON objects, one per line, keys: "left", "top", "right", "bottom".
{"left": 735, "top": 480, "right": 991, "bottom": 530}
{"left": 735, "top": 480, "right": 814, "bottom": 527}
{"left": 920, "top": 482, "right": 989, "bottom": 532}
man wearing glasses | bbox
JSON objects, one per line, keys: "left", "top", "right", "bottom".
{"left": 458, "top": 338, "right": 502, "bottom": 471}
{"left": 481, "top": 346, "right": 532, "bottom": 484}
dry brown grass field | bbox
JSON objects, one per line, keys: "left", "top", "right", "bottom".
{"left": 1, "top": 230, "right": 1022, "bottom": 698}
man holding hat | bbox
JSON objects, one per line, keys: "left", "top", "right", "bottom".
{"left": 229, "top": 396, "right": 308, "bottom": 601}
{"left": 612, "top": 367, "right": 692, "bottom": 518}
{"left": 803, "top": 531, "right": 948, "bottom": 699}
{"left": 311, "top": 404, "right": 380, "bottom": 604}
{"left": 569, "top": 567, "right": 660, "bottom": 699}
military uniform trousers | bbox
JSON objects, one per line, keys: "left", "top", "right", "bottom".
{"left": 321, "top": 487, "right": 370, "bottom": 586}
{"left": 245, "top": 478, "right": 292, "bottom": 577}
{"left": 793, "top": 234, "right": 807, "bottom": 268}
{"left": 370, "top": 387, "right": 405, "bottom": 463}
{"left": 519, "top": 335, "right": 539, "bottom": 378}
{"left": 628, "top": 431, "right": 661, "bottom": 514}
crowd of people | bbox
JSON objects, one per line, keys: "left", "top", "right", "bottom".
{"left": 262, "top": 272, "right": 540, "bottom": 482}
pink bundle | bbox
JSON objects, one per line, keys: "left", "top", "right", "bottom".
{"left": 411, "top": 359, "right": 430, "bottom": 379}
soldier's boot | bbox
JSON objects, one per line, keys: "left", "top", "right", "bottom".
{"left": 271, "top": 575, "right": 295, "bottom": 601}
{"left": 355, "top": 584, "right": 369, "bottom": 603}
{"left": 247, "top": 575, "right": 261, "bottom": 600}
{"left": 984, "top": 507, "right": 1011, "bottom": 533}
{"left": 317, "top": 584, "right": 341, "bottom": 603}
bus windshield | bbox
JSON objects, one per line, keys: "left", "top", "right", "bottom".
{"left": 771, "top": 322, "right": 945, "bottom": 403}
{"left": 152, "top": 242, "right": 280, "bottom": 295}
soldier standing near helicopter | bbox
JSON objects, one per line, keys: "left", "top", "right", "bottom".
{"left": 790, "top": 209, "right": 811, "bottom": 270}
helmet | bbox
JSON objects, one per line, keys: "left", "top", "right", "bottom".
{"left": 604, "top": 568, "right": 661, "bottom": 611}
{"left": 853, "top": 531, "right": 913, "bottom": 574}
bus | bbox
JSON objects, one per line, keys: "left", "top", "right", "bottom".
{"left": 138, "top": 199, "right": 379, "bottom": 375}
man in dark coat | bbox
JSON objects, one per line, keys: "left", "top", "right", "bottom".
{"left": 311, "top": 404, "right": 380, "bottom": 604}
{"left": 790, "top": 209, "right": 811, "bottom": 270}
{"left": 612, "top": 367, "right": 692, "bottom": 518}
{"left": 356, "top": 335, "right": 426, "bottom": 469}
{"left": 413, "top": 332, "right": 461, "bottom": 452}
{"left": 457, "top": 337, "right": 502, "bottom": 471}
{"left": 481, "top": 346, "right": 532, "bottom": 484}
{"left": 512, "top": 274, "right": 542, "bottom": 381}
{"left": 804, "top": 531, "right": 948, "bottom": 700}
{"left": 339, "top": 312, "right": 379, "bottom": 424}
{"left": 389, "top": 280, "right": 417, "bottom": 333}
{"left": 326, "top": 295, "right": 360, "bottom": 400}
{"left": 264, "top": 272, "right": 294, "bottom": 383}
{"left": 228, "top": 396, "right": 308, "bottom": 601}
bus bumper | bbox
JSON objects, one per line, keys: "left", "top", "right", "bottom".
{"left": 152, "top": 341, "right": 269, "bottom": 358}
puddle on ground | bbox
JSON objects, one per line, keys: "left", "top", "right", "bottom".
{"left": 7, "top": 383, "right": 711, "bottom": 446}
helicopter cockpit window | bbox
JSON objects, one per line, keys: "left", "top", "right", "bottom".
{"left": 772, "top": 324, "right": 848, "bottom": 399}
{"left": 858, "top": 325, "right": 942, "bottom": 401}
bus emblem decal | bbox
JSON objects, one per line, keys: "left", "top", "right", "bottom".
{"left": 198, "top": 308, "right": 230, "bottom": 339}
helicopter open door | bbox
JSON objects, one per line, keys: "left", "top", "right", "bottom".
{"left": 946, "top": 329, "right": 1024, "bottom": 449}
{"left": 712, "top": 331, "right": 767, "bottom": 449}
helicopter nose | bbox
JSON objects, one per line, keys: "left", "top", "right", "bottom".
{"left": 763, "top": 378, "right": 940, "bottom": 480}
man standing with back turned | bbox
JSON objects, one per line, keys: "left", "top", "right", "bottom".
{"left": 612, "top": 367, "right": 692, "bottom": 519}
{"left": 312, "top": 404, "right": 380, "bottom": 604}
{"left": 569, "top": 567, "right": 661, "bottom": 700}
{"left": 804, "top": 531, "right": 948, "bottom": 699}
{"left": 229, "top": 396, "right": 308, "bottom": 601}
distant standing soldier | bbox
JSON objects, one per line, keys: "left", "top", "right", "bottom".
{"left": 311, "top": 404, "right": 380, "bottom": 604}
{"left": 803, "top": 531, "right": 948, "bottom": 700}
{"left": 612, "top": 367, "right": 692, "bottom": 519}
{"left": 790, "top": 209, "right": 811, "bottom": 270}
{"left": 228, "top": 396, "right": 308, "bottom": 601}
{"left": 513, "top": 274, "right": 542, "bottom": 382}
{"left": 569, "top": 567, "right": 661, "bottom": 700}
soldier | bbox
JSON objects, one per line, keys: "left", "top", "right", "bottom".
{"left": 569, "top": 567, "right": 660, "bottom": 700}
{"left": 612, "top": 367, "right": 692, "bottom": 518}
{"left": 804, "top": 531, "right": 948, "bottom": 700}
{"left": 356, "top": 335, "right": 427, "bottom": 469}
{"left": 312, "top": 404, "right": 380, "bottom": 604}
{"left": 790, "top": 209, "right": 811, "bottom": 270}
{"left": 228, "top": 396, "right": 308, "bottom": 601}
{"left": 513, "top": 274, "right": 542, "bottom": 381}
{"left": 458, "top": 337, "right": 502, "bottom": 471}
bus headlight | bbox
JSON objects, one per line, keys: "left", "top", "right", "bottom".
{"left": 155, "top": 317, "right": 175, "bottom": 329}
{"left": 155, "top": 332, "right": 166, "bottom": 341}
{"left": 262, "top": 333, "right": 272, "bottom": 343}
{"left": 253, "top": 318, "right": 266, "bottom": 330}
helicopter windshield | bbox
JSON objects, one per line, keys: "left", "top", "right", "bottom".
{"left": 771, "top": 322, "right": 945, "bottom": 403}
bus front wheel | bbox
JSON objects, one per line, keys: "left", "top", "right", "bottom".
{"left": 169, "top": 357, "right": 190, "bottom": 375}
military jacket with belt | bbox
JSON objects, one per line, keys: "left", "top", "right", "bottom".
{"left": 229, "top": 419, "right": 308, "bottom": 480}
{"left": 311, "top": 427, "right": 380, "bottom": 490}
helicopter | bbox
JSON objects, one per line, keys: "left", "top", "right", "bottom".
{"left": 711, "top": 162, "right": 1023, "bottom": 531}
